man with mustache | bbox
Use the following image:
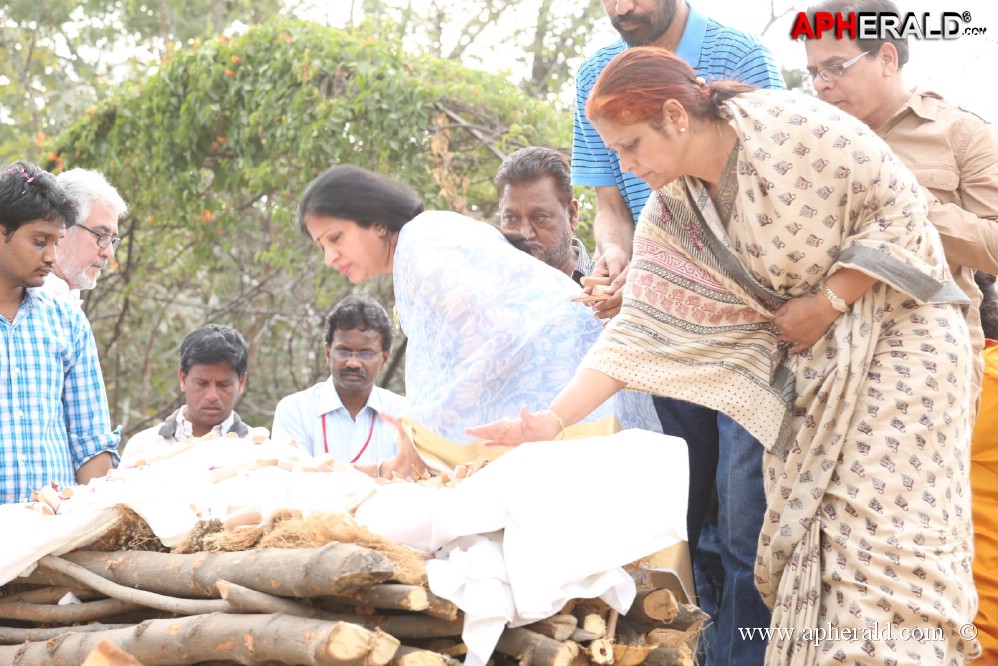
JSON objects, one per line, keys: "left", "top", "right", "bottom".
{"left": 271, "top": 296, "right": 406, "bottom": 476}
{"left": 495, "top": 147, "right": 595, "bottom": 286}
{"left": 120, "top": 324, "right": 267, "bottom": 465}
{"left": 40, "top": 169, "right": 127, "bottom": 311}
{"left": 571, "top": 1, "right": 784, "bottom": 663}
{"left": 0, "top": 161, "right": 118, "bottom": 504}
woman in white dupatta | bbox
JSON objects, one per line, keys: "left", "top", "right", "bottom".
{"left": 469, "top": 47, "right": 979, "bottom": 665}
{"left": 297, "top": 165, "right": 660, "bottom": 477}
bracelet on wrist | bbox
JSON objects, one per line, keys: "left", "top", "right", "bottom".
{"left": 375, "top": 459, "right": 383, "bottom": 479}
{"left": 538, "top": 409, "right": 566, "bottom": 440}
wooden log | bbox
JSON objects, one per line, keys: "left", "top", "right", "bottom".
{"left": 567, "top": 627, "right": 598, "bottom": 642}
{"left": 38, "top": 555, "right": 232, "bottom": 616}
{"left": 217, "top": 582, "right": 463, "bottom": 639}
{"left": 0, "top": 612, "right": 400, "bottom": 665}
{"left": 0, "top": 585, "right": 101, "bottom": 604}
{"left": 0, "top": 624, "right": 132, "bottom": 645}
{"left": 523, "top": 614, "right": 578, "bottom": 641}
{"left": 495, "top": 627, "right": 578, "bottom": 666}
{"left": 10, "top": 569, "right": 79, "bottom": 588}
{"left": 323, "top": 584, "right": 429, "bottom": 613}
{"left": 587, "top": 637, "right": 614, "bottom": 665}
{"left": 52, "top": 543, "right": 395, "bottom": 599}
{"left": 657, "top": 604, "right": 709, "bottom": 634}
{"left": 0, "top": 597, "right": 142, "bottom": 623}
{"left": 613, "top": 615, "right": 643, "bottom": 646}
{"left": 627, "top": 589, "right": 680, "bottom": 625}
{"left": 218, "top": 580, "right": 328, "bottom": 617}
{"left": 81, "top": 640, "right": 143, "bottom": 666}
{"left": 390, "top": 645, "right": 461, "bottom": 666}
{"left": 423, "top": 591, "right": 460, "bottom": 622}
{"left": 612, "top": 644, "right": 651, "bottom": 666}
{"left": 571, "top": 609, "right": 607, "bottom": 639}
{"left": 642, "top": 646, "right": 694, "bottom": 666}
{"left": 645, "top": 628, "right": 689, "bottom": 649}
{"left": 356, "top": 614, "right": 463, "bottom": 639}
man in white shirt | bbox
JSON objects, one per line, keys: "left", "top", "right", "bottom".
{"left": 40, "top": 169, "right": 127, "bottom": 310}
{"left": 120, "top": 324, "right": 267, "bottom": 465}
{"left": 272, "top": 296, "right": 406, "bottom": 468}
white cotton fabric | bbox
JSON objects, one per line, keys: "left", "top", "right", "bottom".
{"left": 355, "top": 429, "right": 689, "bottom": 666}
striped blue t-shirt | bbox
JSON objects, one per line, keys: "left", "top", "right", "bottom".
{"left": 573, "top": 5, "right": 786, "bottom": 223}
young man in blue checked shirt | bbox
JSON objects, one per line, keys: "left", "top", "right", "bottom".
{"left": 0, "top": 161, "right": 118, "bottom": 504}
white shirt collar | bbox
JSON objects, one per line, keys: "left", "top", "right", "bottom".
{"left": 176, "top": 405, "right": 237, "bottom": 440}
{"left": 315, "top": 377, "right": 385, "bottom": 418}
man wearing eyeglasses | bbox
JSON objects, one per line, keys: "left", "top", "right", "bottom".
{"left": 271, "top": 296, "right": 406, "bottom": 473}
{"left": 40, "top": 169, "right": 126, "bottom": 310}
{"left": 802, "top": 0, "right": 998, "bottom": 403}
{"left": 120, "top": 324, "right": 268, "bottom": 465}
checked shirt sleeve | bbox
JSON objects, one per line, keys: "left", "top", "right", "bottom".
{"left": 62, "top": 312, "right": 119, "bottom": 470}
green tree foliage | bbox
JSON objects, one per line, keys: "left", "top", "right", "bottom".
{"left": 49, "top": 17, "right": 570, "bottom": 438}
{"left": 0, "top": 0, "right": 282, "bottom": 162}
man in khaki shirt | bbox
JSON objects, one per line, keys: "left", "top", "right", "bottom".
{"left": 803, "top": 0, "right": 998, "bottom": 397}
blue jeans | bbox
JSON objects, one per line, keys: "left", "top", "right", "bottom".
{"left": 652, "top": 396, "right": 771, "bottom": 666}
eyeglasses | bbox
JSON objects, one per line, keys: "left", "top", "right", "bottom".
{"left": 76, "top": 223, "right": 122, "bottom": 251}
{"left": 801, "top": 50, "right": 870, "bottom": 87}
{"left": 331, "top": 349, "right": 382, "bottom": 362}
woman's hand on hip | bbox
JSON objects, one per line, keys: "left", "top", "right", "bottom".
{"left": 772, "top": 293, "right": 840, "bottom": 353}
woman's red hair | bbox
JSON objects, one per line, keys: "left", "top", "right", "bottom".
{"left": 586, "top": 46, "right": 754, "bottom": 126}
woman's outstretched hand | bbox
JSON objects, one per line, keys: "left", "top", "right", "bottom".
{"left": 465, "top": 406, "right": 563, "bottom": 447}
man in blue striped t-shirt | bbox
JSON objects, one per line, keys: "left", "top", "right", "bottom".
{"left": 572, "top": 2, "right": 784, "bottom": 664}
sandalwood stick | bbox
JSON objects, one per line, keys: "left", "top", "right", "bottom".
{"left": 0, "top": 586, "right": 101, "bottom": 605}
{"left": 0, "top": 624, "right": 132, "bottom": 645}
{"left": 495, "top": 627, "right": 579, "bottom": 666}
{"left": 626, "top": 589, "right": 680, "bottom": 625}
{"left": 218, "top": 580, "right": 331, "bottom": 618}
{"left": 323, "top": 584, "right": 429, "bottom": 613}
{"left": 391, "top": 645, "right": 462, "bottom": 666}
{"left": 47, "top": 543, "right": 395, "bottom": 599}
{"left": 37, "top": 555, "right": 232, "bottom": 616}
{"left": 81, "top": 639, "right": 143, "bottom": 666}
{"left": 0, "top": 612, "right": 400, "bottom": 665}
{"left": 0, "top": 597, "right": 141, "bottom": 624}
{"left": 643, "top": 645, "right": 694, "bottom": 666}
{"left": 217, "top": 583, "right": 463, "bottom": 640}
{"left": 423, "top": 591, "right": 460, "bottom": 622}
{"left": 524, "top": 614, "right": 578, "bottom": 641}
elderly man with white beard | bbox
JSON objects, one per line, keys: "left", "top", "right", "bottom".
{"left": 40, "top": 168, "right": 127, "bottom": 310}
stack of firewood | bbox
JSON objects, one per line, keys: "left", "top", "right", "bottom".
{"left": 0, "top": 510, "right": 706, "bottom": 665}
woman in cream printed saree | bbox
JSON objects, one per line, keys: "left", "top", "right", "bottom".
{"left": 468, "top": 47, "right": 978, "bottom": 665}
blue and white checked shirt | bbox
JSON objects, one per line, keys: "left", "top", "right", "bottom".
{"left": 0, "top": 289, "right": 119, "bottom": 504}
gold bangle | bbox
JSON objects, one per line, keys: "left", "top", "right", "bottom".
{"left": 538, "top": 409, "right": 566, "bottom": 440}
